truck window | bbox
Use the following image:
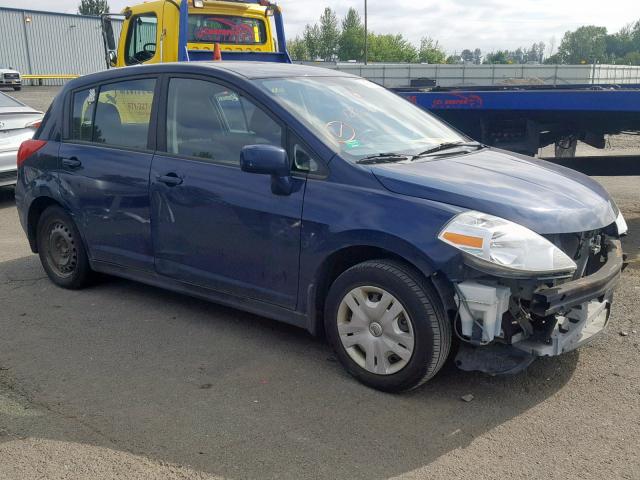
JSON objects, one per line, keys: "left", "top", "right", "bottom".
{"left": 125, "top": 13, "right": 158, "bottom": 65}
{"left": 92, "top": 78, "right": 156, "bottom": 149}
{"left": 188, "top": 15, "right": 266, "bottom": 45}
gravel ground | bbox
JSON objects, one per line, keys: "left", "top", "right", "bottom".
{"left": 0, "top": 87, "right": 639, "bottom": 480}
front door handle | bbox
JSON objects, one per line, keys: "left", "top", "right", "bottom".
{"left": 157, "top": 173, "right": 183, "bottom": 186}
{"left": 61, "top": 156, "right": 82, "bottom": 169}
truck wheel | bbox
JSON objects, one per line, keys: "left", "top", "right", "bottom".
{"left": 13, "top": 86, "right": 21, "bottom": 91}
{"left": 324, "top": 260, "right": 451, "bottom": 392}
{"left": 37, "top": 206, "right": 93, "bottom": 289}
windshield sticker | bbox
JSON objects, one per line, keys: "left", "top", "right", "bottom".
{"left": 193, "top": 17, "right": 259, "bottom": 43}
{"left": 344, "top": 139, "right": 361, "bottom": 149}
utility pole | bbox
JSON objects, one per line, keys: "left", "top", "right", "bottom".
{"left": 364, "top": 0, "right": 368, "bottom": 64}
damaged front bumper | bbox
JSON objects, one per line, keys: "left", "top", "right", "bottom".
{"left": 530, "top": 239, "right": 624, "bottom": 317}
{"left": 454, "top": 238, "right": 625, "bottom": 373}
{"left": 514, "top": 239, "right": 624, "bottom": 356}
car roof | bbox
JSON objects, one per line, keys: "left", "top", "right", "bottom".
{"left": 192, "top": 62, "right": 356, "bottom": 79}
{"left": 66, "top": 62, "right": 356, "bottom": 90}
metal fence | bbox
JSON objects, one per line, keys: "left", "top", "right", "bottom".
{"left": 301, "top": 62, "right": 640, "bottom": 88}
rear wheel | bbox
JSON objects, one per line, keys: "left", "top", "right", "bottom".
{"left": 37, "top": 206, "right": 93, "bottom": 289}
{"left": 324, "top": 260, "right": 451, "bottom": 392}
{"left": 13, "top": 86, "right": 21, "bottom": 91}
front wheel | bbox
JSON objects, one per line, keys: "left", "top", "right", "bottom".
{"left": 324, "top": 260, "right": 451, "bottom": 392}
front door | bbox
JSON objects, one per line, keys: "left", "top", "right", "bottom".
{"left": 150, "top": 77, "right": 305, "bottom": 309}
{"left": 59, "top": 78, "right": 158, "bottom": 271}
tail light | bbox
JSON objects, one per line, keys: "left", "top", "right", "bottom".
{"left": 25, "top": 119, "right": 42, "bottom": 129}
{"left": 17, "top": 139, "right": 47, "bottom": 167}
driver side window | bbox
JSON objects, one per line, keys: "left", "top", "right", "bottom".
{"left": 125, "top": 13, "right": 157, "bottom": 65}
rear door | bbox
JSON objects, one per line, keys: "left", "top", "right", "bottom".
{"left": 59, "top": 77, "right": 158, "bottom": 271}
{"left": 150, "top": 76, "right": 305, "bottom": 309}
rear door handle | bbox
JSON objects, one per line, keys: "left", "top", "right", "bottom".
{"left": 157, "top": 173, "right": 183, "bottom": 186}
{"left": 61, "top": 157, "right": 82, "bottom": 169}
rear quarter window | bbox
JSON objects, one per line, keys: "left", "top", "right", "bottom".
{"left": 70, "top": 88, "right": 96, "bottom": 142}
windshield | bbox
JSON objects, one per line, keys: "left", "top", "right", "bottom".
{"left": 188, "top": 14, "right": 267, "bottom": 45}
{"left": 256, "top": 76, "right": 466, "bottom": 161}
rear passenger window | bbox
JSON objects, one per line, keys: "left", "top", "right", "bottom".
{"left": 71, "top": 88, "right": 96, "bottom": 142}
{"left": 166, "top": 78, "right": 282, "bottom": 165}
{"left": 93, "top": 78, "right": 155, "bottom": 149}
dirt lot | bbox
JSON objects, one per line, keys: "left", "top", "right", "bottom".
{"left": 0, "top": 88, "right": 639, "bottom": 480}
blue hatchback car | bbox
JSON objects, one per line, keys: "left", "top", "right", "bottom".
{"left": 15, "top": 63, "right": 627, "bottom": 391}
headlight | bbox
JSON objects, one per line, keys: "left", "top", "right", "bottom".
{"left": 615, "top": 211, "right": 628, "bottom": 236}
{"left": 438, "top": 211, "right": 577, "bottom": 277}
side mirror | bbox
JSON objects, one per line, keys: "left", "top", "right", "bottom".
{"left": 240, "top": 145, "right": 292, "bottom": 195}
{"left": 103, "top": 18, "right": 116, "bottom": 50}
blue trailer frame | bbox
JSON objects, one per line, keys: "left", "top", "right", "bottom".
{"left": 394, "top": 85, "right": 640, "bottom": 156}
{"left": 397, "top": 86, "right": 640, "bottom": 113}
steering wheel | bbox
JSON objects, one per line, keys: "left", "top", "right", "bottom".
{"left": 326, "top": 121, "right": 357, "bottom": 143}
{"left": 131, "top": 44, "right": 156, "bottom": 63}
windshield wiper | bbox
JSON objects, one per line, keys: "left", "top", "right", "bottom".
{"left": 411, "top": 142, "right": 483, "bottom": 160}
{"left": 356, "top": 153, "right": 410, "bottom": 165}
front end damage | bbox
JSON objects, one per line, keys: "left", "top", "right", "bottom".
{"left": 449, "top": 230, "right": 626, "bottom": 375}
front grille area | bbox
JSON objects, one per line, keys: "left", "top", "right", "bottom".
{"left": 544, "top": 230, "right": 608, "bottom": 279}
{"left": 3, "top": 73, "right": 20, "bottom": 80}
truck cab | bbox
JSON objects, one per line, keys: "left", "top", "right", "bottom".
{"left": 102, "top": 0, "right": 289, "bottom": 68}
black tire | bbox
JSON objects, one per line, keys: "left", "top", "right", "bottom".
{"left": 324, "top": 260, "right": 451, "bottom": 392}
{"left": 13, "top": 86, "right": 21, "bottom": 91}
{"left": 37, "top": 205, "right": 93, "bottom": 289}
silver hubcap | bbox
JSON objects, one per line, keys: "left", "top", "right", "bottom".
{"left": 337, "top": 286, "right": 415, "bottom": 375}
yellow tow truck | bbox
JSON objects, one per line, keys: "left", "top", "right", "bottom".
{"left": 101, "top": 0, "right": 291, "bottom": 68}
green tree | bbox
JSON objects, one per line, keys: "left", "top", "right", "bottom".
{"left": 473, "top": 48, "right": 482, "bottom": 64}
{"left": 418, "top": 37, "right": 446, "bottom": 64}
{"left": 338, "top": 8, "right": 364, "bottom": 61}
{"left": 622, "top": 51, "right": 640, "bottom": 65}
{"left": 544, "top": 53, "right": 561, "bottom": 64}
{"left": 557, "top": 25, "right": 608, "bottom": 64}
{"left": 318, "top": 7, "right": 340, "bottom": 61}
{"left": 303, "top": 24, "right": 321, "bottom": 60}
{"left": 525, "top": 42, "right": 545, "bottom": 63}
{"left": 460, "top": 49, "right": 474, "bottom": 63}
{"left": 288, "top": 37, "right": 308, "bottom": 61}
{"left": 78, "top": 0, "right": 109, "bottom": 15}
{"left": 484, "top": 50, "right": 509, "bottom": 64}
{"left": 367, "top": 33, "right": 417, "bottom": 62}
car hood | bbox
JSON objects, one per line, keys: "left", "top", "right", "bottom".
{"left": 370, "top": 148, "right": 617, "bottom": 234}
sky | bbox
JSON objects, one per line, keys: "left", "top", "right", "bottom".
{"left": 2, "top": 0, "right": 639, "bottom": 54}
